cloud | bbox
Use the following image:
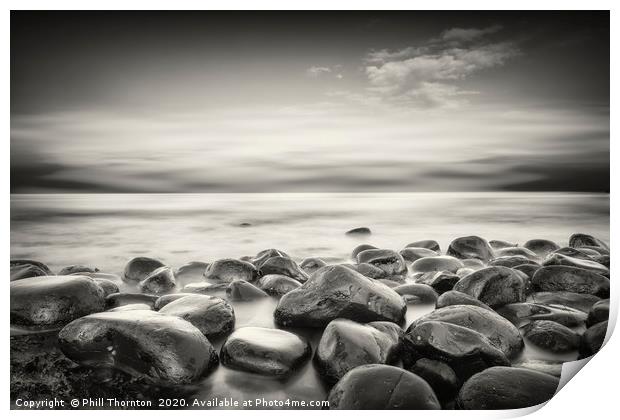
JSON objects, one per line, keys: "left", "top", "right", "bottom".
{"left": 306, "top": 66, "right": 332, "bottom": 77}
{"left": 440, "top": 25, "right": 503, "bottom": 43}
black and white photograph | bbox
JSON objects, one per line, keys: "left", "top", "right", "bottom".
{"left": 9, "top": 7, "right": 612, "bottom": 411}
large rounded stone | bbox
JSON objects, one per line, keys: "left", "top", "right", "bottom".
{"left": 314, "top": 319, "right": 402, "bottom": 383}
{"left": 522, "top": 320, "right": 580, "bottom": 352}
{"left": 489, "top": 256, "right": 539, "bottom": 268}
{"left": 405, "top": 240, "right": 441, "bottom": 252}
{"left": 58, "top": 310, "right": 218, "bottom": 385}
{"left": 260, "top": 256, "right": 308, "bottom": 283}
{"left": 555, "top": 247, "right": 598, "bottom": 261}
{"left": 257, "top": 274, "right": 302, "bottom": 296}
{"left": 542, "top": 254, "right": 609, "bottom": 278}
{"left": 409, "top": 358, "right": 458, "bottom": 403}
{"left": 204, "top": 258, "right": 260, "bottom": 284}
{"left": 226, "top": 280, "right": 269, "bottom": 301}
{"left": 393, "top": 283, "right": 438, "bottom": 303}
{"left": 496, "top": 303, "right": 587, "bottom": 327}
{"left": 453, "top": 266, "right": 525, "bottom": 308}
{"left": 11, "top": 276, "right": 105, "bottom": 328}
{"left": 174, "top": 261, "right": 209, "bottom": 285}
{"left": 158, "top": 294, "right": 235, "bottom": 338}
{"left": 569, "top": 233, "right": 609, "bottom": 251}
{"left": 399, "top": 247, "right": 439, "bottom": 263}
{"left": 356, "top": 249, "right": 407, "bottom": 278}
{"left": 527, "top": 291, "right": 601, "bottom": 313}
{"left": 415, "top": 271, "right": 461, "bottom": 294}
{"left": 300, "top": 257, "right": 327, "bottom": 275}
{"left": 523, "top": 239, "right": 560, "bottom": 257}
{"left": 153, "top": 293, "right": 196, "bottom": 310}
{"left": 351, "top": 244, "right": 377, "bottom": 259}
{"left": 10, "top": 263, "right": 50, "bottom": 281}
{"left": 58, "top": 265, "right": 98, "bottom": 275}
{"left": 346, "top": 227, "right": 371, "bottom": 236}
{"left": 220, "top": 327, "right": 311, "bottom": 377}
{"left": 447, "top": 236, "right": 494, "bottom": 262}
{"left": 122, "top": 257, "right": 165, "bottom": 284}
{"left": 579, "top": 321, "right": 608, "bottom": 358}
{"left": 92, "top": 278, "right": 120, "bottom": 297}
{"left": 587, "top": 299, "right": 609, "bottom": 327}
{"left": 435, "top": 291, "right": 492, "bottom": 311}
{"left": 252, "top": 248, "right": 290, "bottom": 268}
{"left": 494, "top": 246, "right": 539, "bottom": 261}
{"left": 489, "top": 240, "right": 518, "bottom": 250}
{"left": 513, "top": 264, "right": 541, "bottom": 280}
{"left": 407, "top": 305, "right": 524, "bottom": 358}
{"left": 411, "top": 256, "right": 464, "bottom": 273}
{"left": 105, "top": 292, "right": 158, "bottom": 309}
{"left": 343, "top": 263, "right": 386, "bottom": 279}
{"left": 138, "top": 266, "right": 176, "bottom": 295}
{"left": 11, "top": 259, "right": 53, "bottom": 275}
{"left": 457, "top": 366, "right": 559, "bottom": 409}
{"left": 327, "top": 364, "right": 441, "bottom": 410}
{"left": 531, "top": 266, "right": 609, "bottom": 297}
{"left": 274, "top": 265, "right": 406, "bottom": 327}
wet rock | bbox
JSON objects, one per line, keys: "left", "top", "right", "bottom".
{"left": 447, "top": 236, "right": 494, "bottom": 262}
{"left": 489, "top": 240, "right": 518, "bottom": 250}
{"left": 344, "top": 262, "right": 386, "bottom": 279}
{"left": 181, "top": 282, "right": 227, "bottom": 293}
{"left": 513, "top": 360, "right": 563, "bottom": 377}
{"left": 159, "top": 295, "right": 235, "bottom": 338}
{"left": 58, "top": 310, "right": 218, "bottom": 385}
{"left": 393, "top": 283, "right": 438, "bottom": 303}
{"left": 576, "top": 247, "right": 602, "bottom": 257}
{"left": 108, "top": 303, "right": 152, "bottom": 312}
{"left": 581, "top": 245, "right": 609, "bottom": 255}
{"left": 527, "top": 291, "right": 600, "bottom": 313}
{"left": 555, "top": 247, "right": 598, "bottom": 261}
{"left": 404, "top": 321, "right": 510, "bottom": 381}
{"left": 456, "top": 267, "right": 475, "bottom": 277}
{"left": 399, "top": 247, "right": 439, "bottom": 262}
{"left": 351, "top": 244, "right": 377, "bottom": 259}
{"left": 579, "top": 321, "right": 608, "bottom": 358}
{"left": 593, "top": 254, "right": 610, "bottom": 268}
{"left": 513, "top": 264, "right": 540, "bottom": 280}
{"left": 522, "top": 320, "right": 580, "bottom": 352}
{"left": 435, "top": 291, "right": 492, "bottom": 311}
{"left": 457, "top": 366, "right": 559, "bottom": 409}
{"left": 453, "top": 266, "right": 525, "bottom": 308}
{"left": 220, "top": 327, "right": 311, "bottom": 377}
{"left": 543, "top": 253, "right": 609, "bottom": 278}
{"left": 496, "top": 302, "right": 587, "bottom": 327}
{"left": 531, "top": 266, "right": 609, "bottom": 297}
{"left": 461, "top": 259, "right": 486, "bottom": 269}
{"left": 407, "top": 305, "right": 523, "bottom": 358}
{"left": 226, "top": 280, "right": 269, "bottom": 301}
{"left": 489, "top": 255, "right": 539, "bottom": 268}
{"left": 174, "top": 261, "right": 209, "bottom": 285}
{"left": 257, "top": 274, "right": 302, "bottom": 296}
{"left": 11, "top": 259, "right": 53, "bottom": 274}
{"left": 415, "top": 271, "right": 461, "bottom": 294}
{"left": 587, "top": 299, "right": 609, "bottom": 327}
{"left": 58, "top": 265, "right": 99, "bottom": 275}
{"left": 569, "top": 233, "right": 609, "bottom": 252}
{"left": 314, "top": 319, "right": 402, "bottom": 383}
{"left": 11, "top": 276, "right": 105, "bottom": 328}
{"left": 204, "top": 258, "right": 260, "bottom": 284}
{"left": 494, "top": 246, "right": 540, "bottom": 261}
{"left": 411, "top": 256, "right": 464, "bottom": 273}
{"left": 346, "top": 227, "right": 371, "bottom": 236}
{"left": 274, "top": 265, "right": 406, "bottom": 327}
{"left": 327, "top": 364, "right": 440, "bottom": 410}
{"left": 356, "top": 249, "right": 407, "bottom": 278}
{"left": 300, "top": 257, "right": 327, "bottom": 275}
{"left": 106, "top": 292, "right": 159, "bottom": 309}
{"left": 138, "top": 266, "right": 176, "bottom": 295}
{"left": 252, "top": 249, "right": 290, "bottom": 268}
{"left": 523, "top": 239, "right": 560, "bottom": 257}
{"left": 409, "top": 358, "right": 459, "bottom": 403}
{"left": 10, "top": 263, "right": 49, "bottom": 281}
{"left": 260, "top": 256, "right": 308, "bottom": 283}
{"left": 405, "top": 240, "right": 441, "bottom": 252}
{"left": 122, "top": 257, "right": 165, "bottom": 284}
{"left": 153, "top": 293, "right": 196, "bottom": 310}
{"left": 92, "top": 278, "right": 120, "bottom": 296}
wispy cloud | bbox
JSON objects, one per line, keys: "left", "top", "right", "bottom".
{"left": 306, "top": 66, "right": 332, "bottom": 77}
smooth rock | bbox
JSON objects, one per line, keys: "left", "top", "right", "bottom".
{"left": 575, "top": 247, "right": 602, "bottom": 257}
{"left": 447, "top": 236, "right": 494, "bottom": 262}
{"left": 415, "top": 271, "right": 461, "bottom": 294}
{"left": 581, "top": 245, "right": 609, "bottom": 255}
{"left": 399, "top": 247, "right": 439, "bottom": 263}
{"left": 58, "top": 265, "right": 99, "bottom": 275}
{"left": 327, "top": 364, "right": 440, "bottom": 410}
{"left": 314, "top": 319, "right": 402, "bottom": 383}
{"left": 593, "top": 254, "right": 610, "bottom": 268}
{"left": 579, "top": 321, "right": 608, "bottom": 358}
{"left": 138, "top": 266, "right": 176, "bottom": 295}
{"left": 587, "top": 299, "right": 609, "bottom": 327}
{"left": 252, "top": 249, "right": 290, "bottom": 268}
{"left": 260, "top": 256, "right": 308, "bottom": 283}
{"left": 122, "top": 257, "right": 165, "bottom": 284}
{"left": 174, "top": 261, "right": 209, "bottom": 285}
{"left": 457, "top": 366, "right": 559, "bottom": 409}
{"left": 409, "top": 358, "right": 459, "bottom": 403}
{"left": 411, "top": 256, "right": 464, "bottom": 274}
{"left": 345, "top": 263, "right": 386, "bottom": 279}
{"left": 531, "top": 266, "right": 609, "bottom": 297}
{"left": 350, "top": 244, "right": 377, "bottom": 259}
{"left": 158, "top": 294, "right": 235, "bottom": 338}
{"left": 58, "top": 310, "right": 218, "bottom": 384}
{"left": 105, "top": 292, "right": 158, "bottom": 309}
{"left": 257, "top": 274, "right": 302, "bottom": 296}
{"left": 435, "top": 291, "right": 493, "bottom": 311}
{"left": 522, "top": 320, "right": 580, "bottom": 352}
{"left": 204, "top": 258, "right": 260, "bottom": 284}
{"left": 393, "top": 283, "right": 438, "bottom": 303}
{"left": 11, "top": 276, "right": 105, "bottom": 328}
{"left": 494, "top": 247, "right": 540, "bottom": 261}
{"left": 555, "top": 247, "right": 598, "bottom": 261}
{"left": 10, "top": 263, "right": 49, "bottom": 281}
{"left": 489, "top": 255, "right": 539, "bottom": 268}
{"left": 153, "top": 293, "right": 196, "bottom": 310}
{"left": 405, "top": 240, "right": 441, "bottom": 252}
{"left": 453, "top": 266, "right": 525, "bottom": 308}
{"left": 569, "top": 233, "right": 609, "bottom": 251}
{"left": 513, "top": 264, "right": 540, "bottom": 280}
{"left": 356, "top": 249, "right": 407, "bottom": 278}
{"left": 220, "top": 327, "right": 311, "bottom": 377}
{"left": 274, "top": 265, "right": 406, "bottom": 327}
{"left": 489, "top": 240, "right": 518, "bottom": 250}
{"left": 456, "top": 267, "right": 475, "bottom": 277}
{"left": 523, "top": 239, "right": 560, "bottom": 257}
{"left": 496, "top": 302, "right": 587, "bottom": 327}
{"left": 543, "top": 253, "right": 609, "bottom": 277}
{"left": 92, "top": 278, "right": 120, "bottom": 296}
{"left": 226, "top": 280, "right": 269, "bottom": 301}
{"left": 527, "top": 291, "right": 601, "bottom": 313}
{"left": 346, "top": 227, "right": 371, "bottom": 236}
{"left": 300, "top": 257, "right": 327, "bottom": 275}
{"left": 11, "top": 259, "right": 53, "bottom": 274}
{"left": 461, "top": 259, "right": 486, "bottom": 269}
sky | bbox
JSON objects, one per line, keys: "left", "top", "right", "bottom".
{"left": 11, "top": 11, "right": 609, "bottom": 193}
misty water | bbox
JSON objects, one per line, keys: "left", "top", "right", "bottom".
{"left": 10, "top": 192, "right": 609, "bottom": 407}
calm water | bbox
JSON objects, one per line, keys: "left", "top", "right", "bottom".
{"left": 10, "top": 192, "right": 609, "bottom": 408}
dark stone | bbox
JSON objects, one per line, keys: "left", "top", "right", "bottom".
{"left": 415, "top": 271, "right": 461, "bottom": 294}
{"left": 300, "top": 257, "right": 327, "bottom": 275}
{"left": 346, "top": 227, "right": 371, "bottom": 236}
{"left": 153, "top": 293, "right": 197, "bottom": 310}
{"left": 226, "top": 280, "right": 269, "bottom": 301}
{"left": 174, "top": 261, "right": 209, "bottom": 285}
{"left": 489, "top": 240, "right": 518, "bottom": 250}
{"left": 569, "top": 233, "right": 609, "bottom": 252}
{"left": 409, "top": 358, "right": 459, "bottom": 403}
{"left": 587, "top": 299, "right": 609, "bottom": 327}
{"left": 400, "top": 247, "right": 439, "bottom": 262}
{"left": 405, "top": 240, "right": 441, "bottom": 252}
{"left": 457, "top": 366, "right": 559, "bottom": 409}
{"left": 496, "top": 302, "right": 587, "bottom": 327}
{"left": 447, "top": 236, "right": 494, "bottom": 262}
{"left": 92, "top": 278, "right": 120, "bottom": 296}
{"left": 58, "top": 310, "right": 218, "bottom": 385}
{"left": 138, "top": 266, "right": 176, "bottom": 295}
{"left": 407, "top": 304, "right": 524, "bottom": 359}
{"left": 356, "top": 249, "right": 407, "bottom": 278}
{"left": 204, "top": 258, "right": 260, "bottom": 284}
{"left": 344, "top": 262, "right": 386, "bottom": 279}
{"left": 523, "top": 239, "right": 560, "bottom": 257}
{"left": 257, "top": 274, "right": 302, "bottom": 296}
{"left": 453, "top": 266, "right": 525, "bottom": 308}
{"left": 494, "top": 246, "right": 540, "bottom": 261}
{"left": 513, "top": 264, "right": 541, "bottom": 280}
{"left": 555, "top": 247, "right": 598, "bottom": 261}
{"left": 314, "top": 319, "right": 402, "bottom": 383}
{"left": 351, "top": 244, "right": 378, "bottom": 259}
{"left": 220, "top": 327, "right": 311, "bottom": 377}
{"left": 260, "top": 256, "right": 308, "bottom": 283}
{"left": 11, "top": 276, "right": 105, "bottom": 328}
{"left": 594, "top": 254, "right": 610, "bottom": 268}
{"left": 11, "top": 259, "right": 53, "bottom": 275}
{"left": 10, "top": 263, "right": 49, "bottom": 281}
{"left": 580, "top": 245, "right": 609, "bottom": 255}
{"left": 522, "top": 320, "right": 580, "bottom": 352}
{"left": 579, "top": 321, "right": 608, "bottom": 358}
{"left": 105, "top": 292, "right": 158, "bottom": 309}
{"left": 58, "top": 265, "right": 99, "bottom": 275}
{"left": 461, "top": 259, "right": 485, "bottom": 269}
{"left": 543, "top": 253, "right": 609, "bottom": 278}
{"left": 411, "top": 256, "right": 464, "bottom": 273}
{"left": 404, "top": 321, "right": 510, "bottom": 381}
{"left": 393, "top": 283, "right": 438, "bottom": 303}
{"left": 575, "top": 247, "right": 602, "bottom": 257}
{"left": 435, "top": 291, "right": 492, "bottom": 311}
{"left": 274, "top": 265, "right": 406, "bottom": 327}
{"left": 252, "top": 249, "right": 290, "bottom": 268}
{"left": 327, "top": 364, "right": 441, "bottom": 409}
{"left": 527, "top": 291, "right": 600, "bottom": 313}
{"left": 158, "top": 294, "right": 235, "bottom": 338}
{"left": 489, "top": 256, "right": 539, "bottom": 268}
{"left": 531, "top": 266, "right": 609, "bottom": 297}
{"left": 122, "top": 257, "right": 165, "bottom": 284}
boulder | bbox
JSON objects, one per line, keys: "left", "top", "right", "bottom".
{"left": 522, "top": 320, "right": 580, "bottom": 352}
{"left": 569, "top": 233, "right": 609, "bottom": 251}
{"left": 11, "top": 276, "right": 105, "bottom": 328}
{"left": 226, "top": 280, "right": 269, "bottom": 301}
{"left": 393, "top": 283, "right": 438, "bottom": 303}
{"left": 513, "top": 264, "right": 541, "bottom": 280}
{"left": 220, "top": 327, "right": 311, "bottom": 377}
{"left": 346, "top": 227, "right": 371, "bottom": 236}
{"left": 314, "top": 319, "right": 402, "bottom": 383}
{"left": 523, "top": 239, "right": 560, "bottom": 257}
{"left": 58, "top": 310, "right": 218, "bottom": 385}
{"left": 594, "top": 254, "right": 610, "bottom": 268}
{"left": 435, "top": 291, "right": 492, "bottom": 311}
{"left": 408, "top": 358, "right": 459, "bottom": 403}
{"left": 11, "top": 259, "right": 53, "bottom": 275}
{"left": 92, "top": 278, "right": 120, "bottom": 296}
{"left": 494, "top": 247, "right": 540, "bottom": 261}
{"left": 453, "top": 266, "right": 525, "bottom": 308}
{"left": 122, "top": 257, "right": 165, "bottom": 284}
{"left": 496, "top": 302, "right": 587, "bottom": 327}
{"left": 257, "top": 274, "right": 302, "bottom": 296}
{"left": 252, "top": 249, "right": 290, "bottom": 268}
{"left": 10, "top": 263, "right": 50, "bottom": 281}
{"left": 447, "top": 236, "right": 494, "bottom": 262}
{"left": 158, "top": 294, "right": 235, "bottom": 338}
{"left": 153, "top": 293, "right": 196, "bottom": 310}
{"left": 105, "top": 292, "right": 158, "bottom": 309}
{"left": 274, "top": 265, "right": 406, "bottom": 327}
{"left": 351, "top": 244, "right": 377, "bottom": 259}
{"left": 461, "top": 259, "right": 485, "bottom": 269}
{"left": 327, "top": 364, "right": 440, "bottom": 409}
{"left": 579, "top": 321, "right": 608, "bottom": 358}
{"left": 555, "top": 247, "right": 598, "bottom": 261}
{"left": 138, "top": 266, "right": 176, "bottom": 295}
{"left": 489, "top": 256, "right": 539, "bottom": 268}
{"left": 587, "top": 299, "right": 609, "bottom": 327}
{"left": 260, "top": 256, "right": 308, "bottom": 283}
{"left": 174, "top": 261, "right": 209, "bottom": 285}
{"left": 411, "top": 256, "right": 464, "bottom": 274}
{"left": 343, "top": 263, "right": 385, "bottom": 279}
{"left": 542, "top": 254, "right": 609, "bottom": 278}
{"left": 405, "top": 240, "right": 441, "bottom": 252}
{"left": 356, "top": 249, "right": 407, "bottom": 278}
{"left": 457, "top": 366, "right": 559, "bottom": 409}
{"left": 399, "top": 247, "right": 439, "bottom": 263}
{"left": 531, "top": 266, "right": 609, "bottom": 297}
{"left": 300, "top": 257, "right": 327, "bottom": 275}
{"left": 58, "top": 265, "right": 99, "bottom": 275}
{"left": 204, "top": 258, "right": 260, "bottom": 284}
{"left": 527, "top": 291, "right": 600, "bottom": 313}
